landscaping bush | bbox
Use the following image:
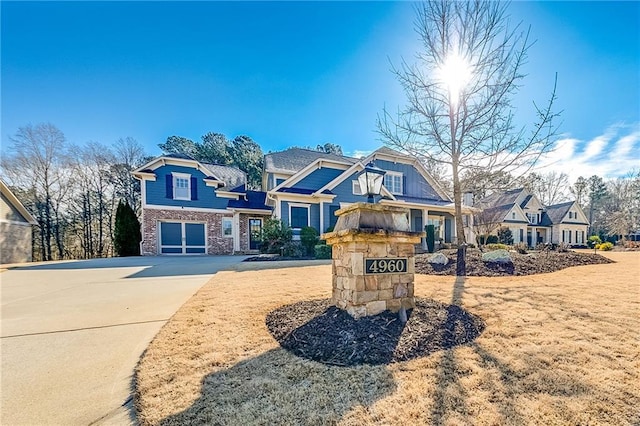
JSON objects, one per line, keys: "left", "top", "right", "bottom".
{"left": 514, "top": 242, "right": 528, "bottom": 254}
{"left": 623, "top": 240, "right": 640, "bottom": 249}
{"left": 597, "top": 242, "right": 614, "bottom": 251}
{"left": 486, "top": 243, "right": 508, "bottom": 250}
{"left": 282, "top": 241, "right": 305, "bottom": 257}
{"left": 300, "top": 226, "right": 319, "bottom": 256}
{"left": 260, "top": 218, "right": 292, "bottom": 254}
{"left": 588, "top": 235, "right": 602, "bottom": 248}
{"left": 426, "top": 225, "right": 435, "bottom": 253}
{"left": 314, "top": 244, "right": 332, "bottom": 259}
{"left": 486, "top": 235, "right": 499, "bottom": 244}
{"left": 497, "top": 227, "right": 514, "bottom": 245}
{"left": 557, "top": 242, "right": 570, "bottom": 253}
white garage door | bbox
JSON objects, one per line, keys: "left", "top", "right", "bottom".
{"left": 159, "top": 221, "right": 206, "bottom": 254}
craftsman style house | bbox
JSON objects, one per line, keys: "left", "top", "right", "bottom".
{"left": 475, "top": 188, "right": 589, "bottom": 247}
{"left": 133, "top": 147, "right": 472, "bottom": 255}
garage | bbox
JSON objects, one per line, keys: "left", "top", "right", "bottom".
{"left": 159, "top": 221, "right": 206, "bottom": 254}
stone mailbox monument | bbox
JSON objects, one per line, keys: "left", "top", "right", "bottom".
{"left": 321, "top": 202, "right": 424, "bottom": 319}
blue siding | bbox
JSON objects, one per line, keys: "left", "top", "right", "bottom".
{"left": 374, "top": 159, "right": 444, "bottom": 200}
{"left": 331, "top": 172, "right": 371, "bottom": 204}
{"left": 280, "top": 201, "right": 320, "bottom": 232}
{"left": 146, "top": 164, "right": 229, "bottom": 209}
{"left": 291, "top": 166, "right": 345, "bottom": 191}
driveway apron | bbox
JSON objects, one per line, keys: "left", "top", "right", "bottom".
{"left": 0, "top": 255, "right": 245, "bottom": 425}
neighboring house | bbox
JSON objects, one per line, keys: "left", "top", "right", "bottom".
{"left": 0, "top": 180, "right": 37, "bottom": 264}
{"left": 475, "top": 188, "right": 589, "bottom": 246}
{"left": 264, "top": 147, "right": 473, "bottom": 248}
{"left": 132, "top": 154, "right": 272, "bottom": 255}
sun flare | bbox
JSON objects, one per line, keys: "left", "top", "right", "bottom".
{"left": 438, "top": 53, "right": 472, "bottom": 102}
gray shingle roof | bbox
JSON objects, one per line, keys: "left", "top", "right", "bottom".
{"left": 543, "top": 201, "right": 576, "bottom": 225}
{"left": 474, "top": 204, "right": 513, "bottom": 225}
{"left": 264, "top": 148, "right": 356, "bottom": 174}
{"left": 202, "top": 163, "right": 246, "bottom": 190}
{"left": 476, "top": 188, "right": 525, "bottom": 208}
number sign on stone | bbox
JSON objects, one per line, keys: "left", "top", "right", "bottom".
{"left": 364, "top": 258, "right": 408, "bottom": 274}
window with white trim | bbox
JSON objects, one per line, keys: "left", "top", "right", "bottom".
{"left": 352, "top": 180, "right": 362, "bottom": 195}
{"left": 383, "top": 171, "right": 403, "bottom": 195}
{"left": 173, "top": 173, "right": 191, "bottom": 200}
{"left": 222, "top": 217, "right": 233, "bottom": 237}
{"left": 289, "top": 204, "right": 309, "bottom": 229}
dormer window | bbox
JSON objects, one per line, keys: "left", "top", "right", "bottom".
{"left": 173, "top": 173, "right": 191, "bottom": 200}
{"left": 383, "top": 171, "right": 403, "bottom": 195}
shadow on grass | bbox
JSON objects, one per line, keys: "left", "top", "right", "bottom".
{"left": 156, "top": 348, "right": 396, "bottom": 425}
{"left": 431, "top": 276, "right": 591, "bottom": 425}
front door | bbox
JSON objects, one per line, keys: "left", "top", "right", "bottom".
{"left": 249, "top": 219, "right": 262, "bottom": 250}
{"left": 159, "top": 221, "right": 206, "bottom": 254}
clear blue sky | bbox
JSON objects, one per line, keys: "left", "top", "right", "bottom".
{"left": 2, "top": 1, "right": 638, "bottom": 181}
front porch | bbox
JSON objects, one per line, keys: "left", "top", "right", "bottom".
{"left": 527, "top": 226, "right": 550, "bottom": 247}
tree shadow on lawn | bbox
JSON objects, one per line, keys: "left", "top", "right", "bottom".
{"left": 431, "top": 276, "right": 591, "bottom": 425}
{"left": 158, "top": 348, "right": 396, "bottom": 425}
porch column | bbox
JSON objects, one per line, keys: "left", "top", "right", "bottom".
{"left": 319, "top": 201, "right": 324, "bottom": 233}
{"left": 422, "top": 209, "right": 428, "bottom": 250}
{"left": 233, "top": 211, "right": 241, "bottom": 253}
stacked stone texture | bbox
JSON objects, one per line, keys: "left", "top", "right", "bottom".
{"left": 331, "top": 238, "right": 416, "bottom": 318}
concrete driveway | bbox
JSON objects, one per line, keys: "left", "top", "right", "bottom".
{"left": 1, "top": 255, "right": 247, "bottom": 425}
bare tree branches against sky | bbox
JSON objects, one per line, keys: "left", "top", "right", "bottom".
{"left": 1, "top": 1, "right": 638, "bottom": 181}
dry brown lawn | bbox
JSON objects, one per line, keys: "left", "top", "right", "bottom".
{"left": 135, "top": 252, "right": 640, "bottom": 425}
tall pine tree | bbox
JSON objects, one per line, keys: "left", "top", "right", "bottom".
{"left": 114, "top": 200, "right": 142, "bottom": 256}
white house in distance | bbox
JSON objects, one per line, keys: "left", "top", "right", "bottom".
{"left": 475, "top": 188, "right": 589, "bottom": 247}
{"left": 0, "top": 180, "right": 37, "bottom": 263}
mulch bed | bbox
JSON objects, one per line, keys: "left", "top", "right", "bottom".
{"left": 415, "top": 249, "right": 614, "bottom": 277}
{"left": 266, "top": 298, "right": 485, "bottom": 366}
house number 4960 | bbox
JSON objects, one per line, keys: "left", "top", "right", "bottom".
{"left": 365, "top": 258, "right": 408, "bottom": 274}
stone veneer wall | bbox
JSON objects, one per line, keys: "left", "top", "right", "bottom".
{"left": 0, "top": 222, "right": 33, "bottom": 263}
{"left": 330, "top": 237, "right": 417, "bottom": 318}
{"left": 141, "top": 208, "right": 233, "bottom": 255}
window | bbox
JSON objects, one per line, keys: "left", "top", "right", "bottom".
{"left": 512, "top": 212, "right": 516, "bottom": 220}
{"left": 222, "top": 217, "right": 233, "bottom": 237}
{"left": 383, "top": 172, "right": 403, "bottom": 195}
{"left": 352, "top": 180, "right": 362, "bottom": 195}
{"left": 173, "top": 173, "right": 191, "bottom": 200}
{"left": 568, "top": 211, "right": 573, "bottom": 219}
{"left": 290, "top": 205, "right": 309, "bottom": 229}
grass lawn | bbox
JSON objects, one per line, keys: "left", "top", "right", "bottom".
{"left": 135, "top": 252, "right": 639, "bottom": 425}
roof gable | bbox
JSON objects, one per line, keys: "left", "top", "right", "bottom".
{"left": 364, "top": 147, "right": 452, "bottom": 202}
{"left": 133, "top": 155, "right": 246, "bottom": 189}
{"left": 0, "top": 180, "right": 37, "bottom": 225}
{"left": 544, "top": 201, "right": 588, "bottom": 225}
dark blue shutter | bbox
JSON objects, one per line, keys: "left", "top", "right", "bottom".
{"left": 402, "top": 176, "right": 407, "bottom": 195}
{"left": 191, "top": 177, "right": 198, "bottom": 200}
{"left": 165, "top": 175, "right": 173, "bottom": 198}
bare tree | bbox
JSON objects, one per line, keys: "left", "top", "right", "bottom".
{"left": 378, "top": 0, "right": 559, "bottom": 274}
{"left": 1, "top": 123, "right": 72, "bottom": 260}
{"left": 472, "top": 207, "right": 507, "bottom": 247}
{"left": 520, "top": 171, "right": 570, "bottom": 206}
{"left": 112, "top": 137, "right": 146, "bottom": 212}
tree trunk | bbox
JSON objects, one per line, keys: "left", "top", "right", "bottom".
{"left": 452, "top": 159, "right": 467, "bottom": 276}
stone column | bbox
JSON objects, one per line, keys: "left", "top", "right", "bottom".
{"left": 322, "top": 203, "right": 424, "bottom": 319}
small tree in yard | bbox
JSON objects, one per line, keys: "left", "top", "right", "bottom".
{"left": 114, "top": 200, "right": 141, "bottom": 256}
{"left": 260, "top": 218, "right": 292, "bottom": 254}
{"left": 497, "top": 227, "right": 514, "bottom": 245}
{"left": 379, "top": 0, "right": 559, "bottom": 275}
{"left": 300, "top": 226, "right": 319, "bottom": 256}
